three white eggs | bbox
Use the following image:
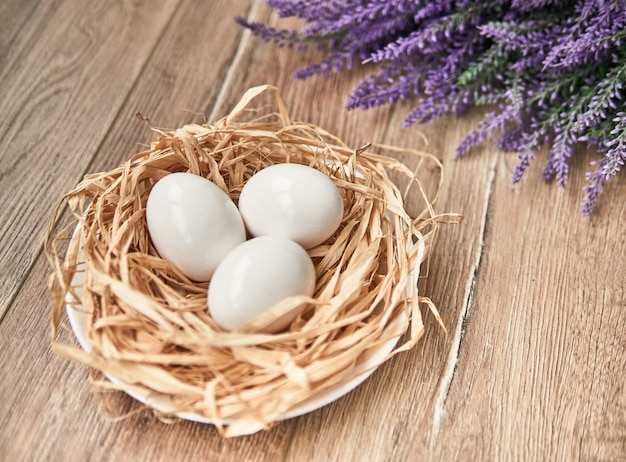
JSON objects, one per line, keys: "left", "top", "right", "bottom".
{"left": 145, "top": 164, "right": 344, "bottom": 333}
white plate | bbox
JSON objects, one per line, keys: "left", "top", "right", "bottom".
{"left": 64, "top": 159, "right": 414, "bottom": 427}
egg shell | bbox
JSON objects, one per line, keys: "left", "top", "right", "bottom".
{"left": 238, "top": 163, "right": 344, "bottom": 249}
{"left": 146, "top": 172, "right": 246, "bottom": 281}
{"left": 208, "top": 235, "right": 316, "bottom": 333}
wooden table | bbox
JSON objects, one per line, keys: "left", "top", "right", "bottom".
{"left": 2, "top": 1, "right": 625, "bottom": 460}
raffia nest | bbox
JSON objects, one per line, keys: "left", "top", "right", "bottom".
{"left": 46, "top": 85, "right": 449, "bottom": 437}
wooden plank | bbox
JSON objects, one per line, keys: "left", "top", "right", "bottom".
{"left": 0, "top": 0, "right": 41, "bottom": 62}
{"left": 413, "top": 149, "right": 626, "bottom": 461}
{"left": 279, "top": 105, "right": 498, "bottom": 460}
{"left": 0, "top": 0, "right": 182, "bottom": 318}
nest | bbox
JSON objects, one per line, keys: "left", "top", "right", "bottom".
{"left": 46, "top": 85, "right": 446, "bottom": 437}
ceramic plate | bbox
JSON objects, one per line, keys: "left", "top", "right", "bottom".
{"left": 65, "top": 159, "right": 413, "bottom": 425}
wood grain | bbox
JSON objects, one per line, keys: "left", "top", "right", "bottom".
{"left": 0, "top": 0, "right": 181, "bottom": 319}
{"left": 423, "top": 149, "right": 626, "bottom": 461}
{"left": 1, "top": 0, "right": 625, "bottom": 460}
{"left": 0, "top": 0, "right": 40, "bottom": 63}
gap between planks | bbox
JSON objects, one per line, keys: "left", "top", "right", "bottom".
{"left": 207, "top": 0, "right": 261, "bottom": 123}
{"left": 430, "top": 149, "right": 499, "bottom": 439}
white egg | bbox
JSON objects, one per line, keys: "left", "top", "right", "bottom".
{"left": 146, "top": 172, "right": 246, "bottom": 281}
{"left": 208, "top": 236, "right": 316, "bottom": 333}
{"left": 238, "top": 163, "right": 344, "bottom": 249}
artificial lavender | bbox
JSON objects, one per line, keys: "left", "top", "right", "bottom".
{"left": 237, "top": 0, "right": 626, "bottom": 214}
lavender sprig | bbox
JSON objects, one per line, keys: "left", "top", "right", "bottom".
{"left": 238, "top": 0, "right": 626, "bottom": 215}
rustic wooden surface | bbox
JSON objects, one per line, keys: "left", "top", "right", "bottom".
{"left": 1, "top": 1, "right": 625, "bottom": 460}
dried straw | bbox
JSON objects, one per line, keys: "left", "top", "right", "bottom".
{"left": 45, "top": 85, "right": 448, "bottom": 437}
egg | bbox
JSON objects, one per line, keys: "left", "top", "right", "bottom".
{"left": 238, "top": 163, "right": 344, "bottom": 249}
{"left": 208, "top": 235, "right": 316, "bottom": 332}
{"left": 146, "top": 172, "right": 246, "bottom": 281}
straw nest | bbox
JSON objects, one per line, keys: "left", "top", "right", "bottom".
{"left": 46, "top": 85, "right": 448, "bottom": 437}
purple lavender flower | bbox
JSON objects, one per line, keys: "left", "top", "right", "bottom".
{"left": 456, "top": 106, "right": 520, "bottom": 156}
{"left": 582, "top": 112, "right": 626, "bottom": 213}
{"left": 240, "top": 0, "right": 626, "bottom": 215}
